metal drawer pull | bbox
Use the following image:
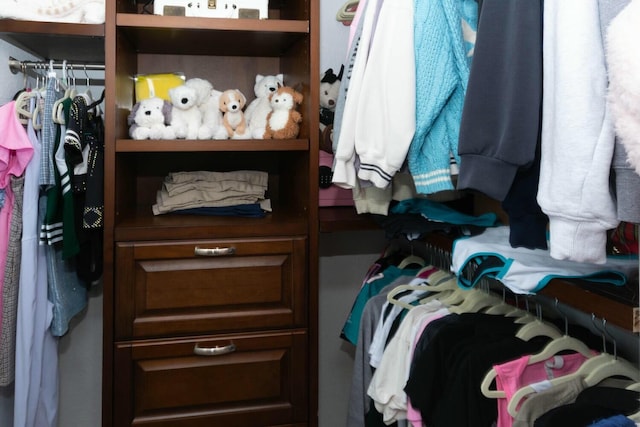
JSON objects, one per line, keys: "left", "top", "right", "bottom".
{"left": 193, "top": 343, "right": 237, "bottom": 356}
{"left": 194, "top": 246, "right": 236, "bottom": 256}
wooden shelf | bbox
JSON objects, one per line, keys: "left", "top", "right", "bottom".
{"left": 116, "top": 14, "right": 308, "bottom": 56}
{"left": 538, "top": 278, "right": 639, "bottom": 333}
{"left": 414, "top": 232, "right": 639, "bottom": 333}
{"left": 0, "top": 19, "right": 104, "bottom": 62}
{"left": 116, "top": 138, "right": 309, "bottom": 152}
{"left": 115, "top": 210, "right": 308, "bottom": 241}
{"left": 318, "top": 206, "right": 379, "bottom": 233}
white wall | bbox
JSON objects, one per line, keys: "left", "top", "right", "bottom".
{"left": 320, "top": 0, "right": 350, "bottom": 77}
{"left": 318, "top": 230, "right": 386, "bottom": 427}
{"left": 0, "top": 40, "right": 38, "bottom": 104}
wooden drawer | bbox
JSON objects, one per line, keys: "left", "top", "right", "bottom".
{"left": 115, "top": 237, "right": 307, "bottom": 340}
{"left": 113, "top": 331, "right": 309, "bottom": 427}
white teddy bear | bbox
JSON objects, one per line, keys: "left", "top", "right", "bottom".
{"left": 245, "top": 73, "right": 284, "bottom": 139}
{"left": 127, "top": 96, "right": 175, "bottom": 140}
{"left": 167, "top": 84, "right": 202, "bottom": 140}
{"left": 185, "top": 77, "right": 227, "bottom": 140}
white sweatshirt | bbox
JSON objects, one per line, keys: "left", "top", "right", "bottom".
{"left": 332, "top": 0, "right": 415, "bottom": 190}
{"left": 353, "top": 0, "right": 415, "bottom": 189}
{"left": 537, "top": 0, "right": 619, "bottom": 264}
{"left": 332, "top": 0, "right": 383, "bottom": 189}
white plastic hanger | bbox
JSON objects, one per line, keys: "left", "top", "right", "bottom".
{"left": 626, "top": 382, "right": 640, "bottom": 392}
{"left": 483, "top": 306, "right": 594, "bottom": 400}
{"left": 436, "top": 284, "right": 473, "bottom": 306}
{"left": 53, "top": 61, "right": 78, "bottom": 125}
{"left": 336, "top": 0, "right": 358, "bottom": 24}
{"left": 481, "top": 332, "right": 593, "bottom": 399}
{"left": 506, "top": 317, "right": 639, "bottom": 417}
{"left": 15, "top": 90, "right": 35, "bottom": 125}
{"left": 515, "top": 323, "right": 559, "bottom": 342}
{"left": 30, "top": 60, "right": 60, "bottom": 130}
{"left": 386, "top": 269, "right": 456, "bottom": 310}
{"left": 397, "top": 254, "right": 426, "bottom": 270}
{"left": 484, "top": 290, "right": 528, "bottom": 318}
{"left": 447, "top": 290, "right": 502, "bottom": 314}
{"left": 514, "top": 302, "right": 563, "bottom": 341}
{"left": 505, "top": 352, "right": 639, "bottom": 417}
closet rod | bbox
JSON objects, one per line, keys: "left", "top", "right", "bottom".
{"left": 8, "top": 57, "right": 104, "bottom": 74}
{"left": 8, "top": 56, "right": 105, "bottom": 86}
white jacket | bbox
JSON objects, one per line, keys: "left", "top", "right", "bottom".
{"left": 537, "top": 0, "right": 618, "bottom": 264}
{"left": 332, "top": 0, "right": 415, "bottom": 190}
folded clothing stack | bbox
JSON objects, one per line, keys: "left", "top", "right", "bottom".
{"left": 152, "top": 170, "right": 271, "bottom": 217}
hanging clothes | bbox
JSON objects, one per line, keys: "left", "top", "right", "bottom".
{"left": 0, "top": 98, "right": 35, "bottom": 334}
{"left": 537, "top": 0, "right": 618, "bottom": 265}
{"left": 0, "top": 175, "right": 25, "bottom": 385}
{"left": 407, "top": 0, "right": 477, "bottom": 195}
{"left": 64, "top": 92, "right": 105, "bottom": 284}
{"left": 14, "top": 96, "right": 59, "bottom": 427}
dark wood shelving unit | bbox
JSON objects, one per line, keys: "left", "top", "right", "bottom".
{"left": 420, "top": 232, "right": 639, "bottom": 333}
{"left": 116, "top": 138, "right": 308, "bottom": 152}
{"left": 116, "top": 13, "right": 308, "bottom": 57}
{"left": 318, "top": 206, "right": 378, "bottom": 233}
{"left": 318, "top": 207, "right": 638, "bottom": 332}
{"left": 0, "top": 20, "right": 104, "bottom": 62}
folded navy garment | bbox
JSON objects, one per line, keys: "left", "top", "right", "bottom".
{"left": 172, "top": 203, "right": 266, "bottom": 218}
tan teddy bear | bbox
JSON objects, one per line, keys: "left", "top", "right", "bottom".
{"left": 263, "top": 86, "right": 303, "bottom": 139}
{"left": 219, "top": 89, "right": 249, "bottom": 139}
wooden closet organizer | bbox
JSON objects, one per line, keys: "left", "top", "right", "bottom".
{"left": 0, "top": 1, "right": 637, "bottom": 425}
{"left": 1, "top": 0, "right": 320, "bottom": 424}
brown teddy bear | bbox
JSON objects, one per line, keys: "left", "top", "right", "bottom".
{"left": 263, "top": 86, "right": 303, "bottom": 139}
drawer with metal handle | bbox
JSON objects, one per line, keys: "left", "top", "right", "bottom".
{"left": 114, "top": 237, "right": 307, "bottom": 339}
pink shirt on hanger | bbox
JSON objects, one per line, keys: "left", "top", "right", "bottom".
{"left": 494, "top": 352, "right": 592, "bottom": 427}
{"left": 0, "top": 100, "right": 34, "bottom": 331}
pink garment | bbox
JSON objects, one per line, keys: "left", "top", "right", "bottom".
{"left": 494, "top": 352, "right": 592, "bottom": 427}
{"left": 0, "top": 100, "right": 34, "bottom": 332}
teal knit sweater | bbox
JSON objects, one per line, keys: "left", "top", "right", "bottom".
{"left": 408, "top": 0, "right": 477, "bottom": 195}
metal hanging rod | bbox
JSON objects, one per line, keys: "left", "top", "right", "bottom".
{"left": 8, "top": 56, "right": 105, "bottom": 86}
{"left": 8, "top": 57, "right": 105, "bottom": 74}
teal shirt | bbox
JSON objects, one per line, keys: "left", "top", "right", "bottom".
{"left": 341, "top": 265, "right": 420, "bottom": 345}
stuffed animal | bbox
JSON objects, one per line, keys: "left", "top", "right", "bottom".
{"left": 167, "top": 84, "right": 202, "bottom": 140}
{"left": 185, "top": 77, "right": 227, "bottom": 140}
{"left": 219, "top": 89, "right": 249, "bottom": 139}
{"left": 263, "top": 86, "right": 303, "bottom": 140}
{"left": 245, "top": 73, "right": 284, "bottom": 138}
{"left": 127, "top": 96, "right": 175, "bottom": 140}
{"left": 319, "top": 66, "right": 343, "bottom": 133}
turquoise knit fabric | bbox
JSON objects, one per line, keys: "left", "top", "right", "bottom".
{"left": 408, "top": 0, "right": 477, "bottom": 195}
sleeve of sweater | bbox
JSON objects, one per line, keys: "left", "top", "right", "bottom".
{"left": 407, "top": 0, "right": 476, "bottom": 195}
{"left": 537, "top": 0, "right": 618, "bottom": 264}
{"left": 353, "top": 0, "right": 416, "bottom": 189}
{"left": 457, "top": 0, "right": 543, "bottom": 202}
